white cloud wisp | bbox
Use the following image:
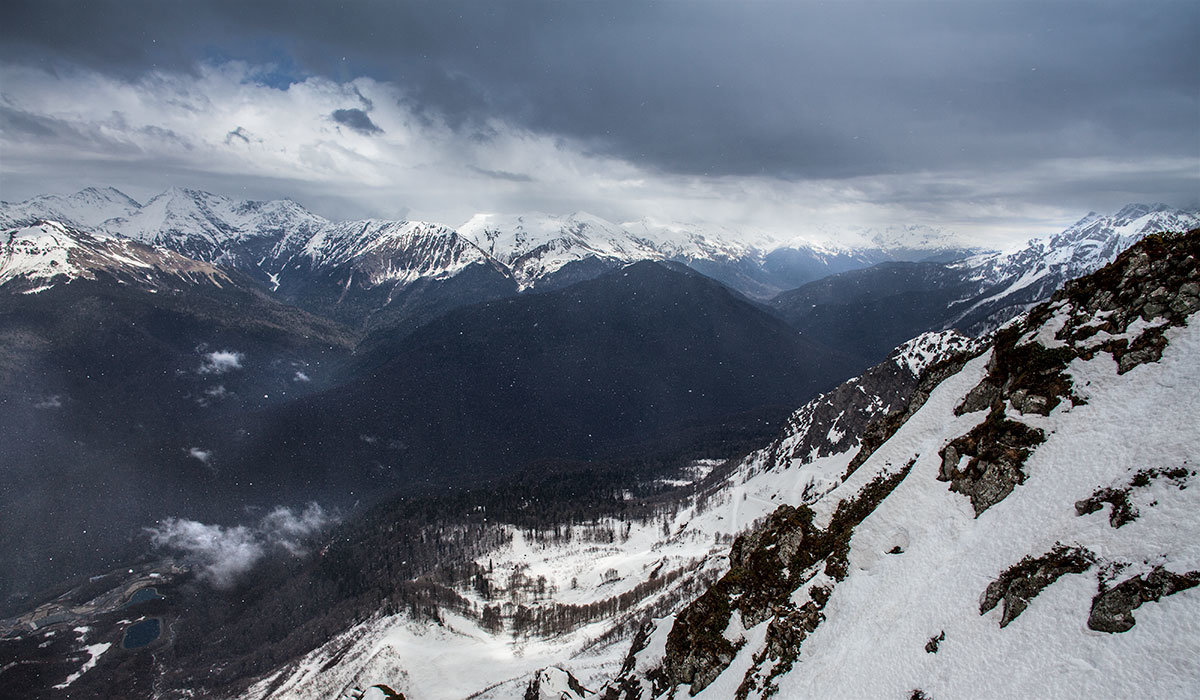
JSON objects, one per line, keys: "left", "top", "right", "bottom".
{"left": 146, "top": 503, "right": 337, "bottom": 588}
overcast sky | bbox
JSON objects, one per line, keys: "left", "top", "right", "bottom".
{"left": 1, "top": 0, "right": 1197, "bottom": 245}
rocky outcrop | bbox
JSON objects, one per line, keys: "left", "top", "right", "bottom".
{"left": 938, "top": 406, "right": 1046, "bottom": 516}
{"left": 980, "top": 545, "right": 1095, "bottom": 627}
{"left": 524, "top": 667, "right": 595, "bottom": 700}
{"left": 1088, "top": 567, "right": 1200, "bottom": 633}
{"left": 659, "top": 465, "right": 913, "bottom": 696}
{"left": 1075, "top": 466, "right": 1195, "bottom": 528}
{"left": 938, "top": 229, "right": 1200, "bottom": 515}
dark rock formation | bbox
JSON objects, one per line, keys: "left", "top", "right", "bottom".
{"left": 1088, "top": 567, "right": 1200, "bottom": 633}
{"left": 980, "top": 545, "right": 1094, "bottom": 627}
{"left": 1075, "top": 466, "right": 1195, "bottom": 528}
{"left": 660, "top": 465, "right": 913, "bottom": 695}
{"left": 938, "top": 407, "right": 1046, "bottom": 516}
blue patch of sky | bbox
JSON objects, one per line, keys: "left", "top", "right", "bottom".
{"left": 200, "top": 45, "right": 307, "bottom": 89}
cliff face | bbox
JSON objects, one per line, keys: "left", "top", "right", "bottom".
{"left": 606, "top": 229, "right": 1200, "bottom": 699}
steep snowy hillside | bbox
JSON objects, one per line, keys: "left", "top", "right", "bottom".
{"left": 1, "top": 220, "right": 230, "bottom": 292}
{"left": 607, "top": 229, "right": 1200, "bottom": 698}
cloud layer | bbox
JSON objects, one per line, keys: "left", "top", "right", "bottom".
{"left": 147, "top": 503, "right": 337, "bottom": 588}
{"left": 198, "top": 350, "right": 244, "bottom": 375}
{"left": 1, "top": 1, "right": 1196, "bottom": 244}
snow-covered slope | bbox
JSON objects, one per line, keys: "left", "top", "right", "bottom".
{"left": 606, "top": 229, "right": 1200, "bottom": 698}
{"left": 1, "top": 221, "right": 230, "bottom": 292}
{"left": 275, "top": 219, "right": 496, "bottom": 287}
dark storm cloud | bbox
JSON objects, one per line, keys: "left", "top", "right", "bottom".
{"left": 3, "top": 0, "right": 1196, "bottom": 182}
{"left": 331, "top": 108, "right": 383, "bottom": 135}
{"left": 468, "top": 165, "right": 534, "bottom": 183}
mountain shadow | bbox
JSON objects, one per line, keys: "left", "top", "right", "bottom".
{"left": 228, "top": 261, "right": 857, "bottom": 504}
{"left": 770, "top": 261, "right": 976, "bottom": 369}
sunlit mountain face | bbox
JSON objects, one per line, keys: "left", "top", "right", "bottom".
{"left": 1, "top": 1, "right": 1197, "bottom": 698}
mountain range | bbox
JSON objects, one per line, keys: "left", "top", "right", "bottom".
{"left": 2, "top": 187, "right": 1199, "bottom": 698}
{"left": 5, "top": 189, "right": 1195, "bottom": 344}
{"left": 4, "top": 227, "right": 1194, "bottom": 699}
{"left": 2, "top": 187, "right": 981, "bottom": 328}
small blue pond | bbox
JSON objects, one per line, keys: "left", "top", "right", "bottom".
{"left": 121, "top": 587, "right": 165, "bottom": 608}
{"left": 122, "top": 618, "right": 161, "bottom": 649}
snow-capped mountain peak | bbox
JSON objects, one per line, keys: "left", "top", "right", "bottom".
{"left": 458, "top": 211, "right": 661, "bottom": 286}
{"left": 947, "top": 203, "right": 1200, "bottom": 334}
{"left": 1, "top": 220, "right": 230, "bottom": 292}
{"left": 289, "top": 219, "right": 493, "bottom": 286}
{"left": 104, "top": 188, "right": 330, "bottom": 260}
{"left": 0, "top": 187, "right": 142, "bottom": 231}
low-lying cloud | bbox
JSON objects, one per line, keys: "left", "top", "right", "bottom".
{"left": 34, "top": 394, "right": 63, "bottom": 409}
{"left": 147, "top": 503, "right": 337, "bottom": 588}
{"left": 198, "top": 350, "right": 244, "bottom": 375}
{"left": 187, "top": 447, "right": 212, "bottom": 464}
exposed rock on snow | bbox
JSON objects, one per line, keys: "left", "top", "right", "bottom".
{"left": 523, "top": 667, "right": 595, "bottom": 699}
{"left": 1088, "top": 567, "right": 1200, "bottom": 633}
{"left": 980, "top": 545, "right": 1095, "bottom": 627}
{"left": 1075, "top": 467, "right": 1196, "bottom": 529}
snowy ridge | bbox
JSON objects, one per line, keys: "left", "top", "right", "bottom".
{"left": 947, "top": 204, "right": 1200, "bottom": 333}
{"left": 889, "top": 329, "right": 982, "bottom": 377}
{"left": 102, "top": 187, "right": 329, "bottom": 263}
{"left": 458, "top": 212, "right": 663, "bottom": 288}
{"left": 284, "top": 219, "right": 494, "bottom": 286}
{"left": 1, "top": 221, "right": 230, "bottom": 291}
{"left": 0, "top": 187, "right": 141, "bottom": 231}
{"left": 2, "top": 188, "right": 989, "bottom": 299}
